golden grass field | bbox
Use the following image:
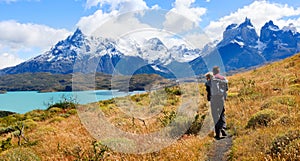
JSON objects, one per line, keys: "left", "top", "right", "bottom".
{"left": 0, "top": 53, "right": 299, "bottom": 160}
{"left": 225, "top": 53, "right": 300, "bottom": 160}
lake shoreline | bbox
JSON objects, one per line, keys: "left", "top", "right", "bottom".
{"left": 0, "top": 90, "right": 145, "bottom": 114}
{"left": 0, "top": 91, "right": 7, "bottom": 94}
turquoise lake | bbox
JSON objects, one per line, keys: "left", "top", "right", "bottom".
{"left": 0, "top": 90, "right": 144, "bottom": 114}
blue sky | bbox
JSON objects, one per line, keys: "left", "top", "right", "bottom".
{"left": 0, "top": 0, "right": 300, "bottom": 69}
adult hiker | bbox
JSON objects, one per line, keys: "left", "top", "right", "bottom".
{"left": 209, "top": 66, "right": 228, "bottom": 139}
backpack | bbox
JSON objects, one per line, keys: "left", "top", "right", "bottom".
{"left": 210, "top": 78, "right": 228, "bottom": 96}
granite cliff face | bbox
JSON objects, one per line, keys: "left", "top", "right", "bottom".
{"left": 191, "top": 18, "right": 300, "bottom": 72}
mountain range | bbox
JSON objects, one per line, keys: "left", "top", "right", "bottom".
{"left": 1, "top": 18, "right": 299, "bottom": 78}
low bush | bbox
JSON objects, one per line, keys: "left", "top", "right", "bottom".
{"left": 49, "top": 116, "right": 65, "bottom": 123}
{"left": 185, "top": 113, "right": 205, "bottom": 135}
{"left": 67, "top": 109, "right": 77, "bottom": 115}
{"left": 48, "top": 107, "right": 62, "bottom": 113}
{"left": 47, "top": 95, "right": 77, "bottom": 110}
{"left": 0, "top": 147, "right": 41, "bottom": 161}
{"left": 269, "top": 130, "right": 300, "bottom": 160}
{"left": 24, "top": 110, "right": 50, "bottom": 121}
{"left": 165, "top": 86, "right": 182, "bottom": 96}
{"left": 169, "top": 116, "right": 193, "bottom": 138}
{"left": 0, "top": 126, "right": 15, "bottom": 135}
{"left": 246, "top": 109, "right": 278, "bottom": 129}
{"left": 0, "top": 137, "right": 12, "bottom": 152}
{"left": 288, "top": 84, "right": 300, "bottom": 95}
{"left": 48, "top": 102, "right": 76, "bottom": 110}
{"left": 160, "top": 111, "right": 176, "bottom": 127}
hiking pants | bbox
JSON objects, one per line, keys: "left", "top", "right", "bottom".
{"left": 210, "top": 95, "right": 226, "bottom": 136}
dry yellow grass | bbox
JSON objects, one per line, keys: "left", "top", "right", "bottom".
{"left": 226, "top": 53, "right": 300, "bottom": 160}
{"left": 0, "top": 84, "right": 213, "bottom": 160}
{"left": 1, "top": 53, "right": 299, "bottom": 160}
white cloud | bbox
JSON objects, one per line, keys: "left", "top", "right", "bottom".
{"left": 0, "top": 53, "right": 24, "bottom": 69}
{"left": 81, "top": 0, "right": 209, "bottom": 49}
{"left": 163, "top": 11, "right": 196, "bottom": 33}
{"left": 85, "top": 0, "right": 148, "bottom": 12}
{"left": 79, "top": 0, "right": 152, "bottom": 36}
{"left": 150, "top": 4, "right": 160, "bottom": 10}
{"left": 183, "top": 32, "right": 211, "bottom": 49}
{"left": 84, "top": 0, "right": 206, "bottom": 34}
{"left": 165, "top": 0, "right": 206, "bottom": 26}
{"left": 76, "top": 10, "right": 119, "bottom": 36}
{"left": 277, "top": 17, "right": 300, "bottom": 33}
{"left": 163, "top": 0, "right": 206, "bottom": 36}
{"left": 0, "top": 20, "right": 70, "bottom": 68}
{"left": 0, "top": 20, "right": 70, "bottom": 50}
{"left": 91, "top": 11, "right": 153, "bottom": 39}
{"left": 204, "top": 0, "right": 300, "bottom": 41}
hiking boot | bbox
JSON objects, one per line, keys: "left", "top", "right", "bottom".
{"left": 221, "top": 129, "right": 227, "bottom": 136}
{"left": 214, "top": 135, "right": 221, "bottom": 140}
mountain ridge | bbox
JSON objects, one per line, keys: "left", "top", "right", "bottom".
{"left": 1, "top": 18, "right": 299, "bottom": 77}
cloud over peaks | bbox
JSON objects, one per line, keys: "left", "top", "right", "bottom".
{"left": 0, "top": 20, "right": 70, "bottom": 69}
{"left": 85, "top": 0, "right": 148, "bottom": 12}
{"left": 204, "top": 0, "right": 300, "bottom": 41}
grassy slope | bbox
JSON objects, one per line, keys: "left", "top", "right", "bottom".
{"left": 0, "top": 53, "right": 299, "bottom": 160}
{"left": 0, "top": 85, "right": 212, "bottom": 160}
{"left": 226, "top": 53, "right": 300, "bottom": 160}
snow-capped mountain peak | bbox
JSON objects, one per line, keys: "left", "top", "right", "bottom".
{"left": 238, "top": 17, "right": 254, "bottom": 28}
{"left": 282, "top": 23, "right": 297, "bottom": 34}
{"left": 219, "top": 17, "right": 258, "bottom": 47}
{"left": 1, "top": 19, "right": 300, "bottom": 78}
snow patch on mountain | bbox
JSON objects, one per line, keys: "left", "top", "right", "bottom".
{"left": 1, "top": 18, "right": 300, "bottom": 77}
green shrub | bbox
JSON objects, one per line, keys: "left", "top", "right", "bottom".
{"left": 49, "top": 116, "right": 65, "bottom": 123}
{"left": 67, "top": 109, "right": 77, "bottom": 115}
{"left": 273, "top": 95, "right": 297, "bottom": 107}
{"left": 59, "top": 113, "right": 70, "bottom": 118}
{"left": 261, "top": 95, "right": 297, "bottom": 110}
{"left": 0, "top": 137, "right": 12, "bottom": 152}
{"left": 238, "top": 79, "right": 256, "bottom": 96}
{"left": 0, "top": 147, "right": 41, "bottom": 161}
{"left": 130, "top": 93, "right": 148, "bottom": 102}
{"left": 48, "top": 102, "right": 75, "bottom": 110}
{"left": 169, "top": 116, "right": 192, "bottom": 137}
{"left": 22, "top": 119, "right": 38, "bottom": 130}
{"left": 100, "top": 99, "right": 115, "bottom": 106}
{"left": 64, "top": 141, "right": 109, "bottom": 160}
{"left": 0, "top": 111, "right": 15, "bottom": 118}
{"left": 288, "top": 84, "right": 300, "bottom": 95}
{"left": 160, "top": 111, "right": 176, "bottom": 127}
{"left": 0, "top": 126, "right": 15, "bottom": 135}
{"left": 48, "top": 107, "right": 62, "bottom": 113}
{"left": 0, "top": 114, "right": 26, "bottom": 127}
{"left": 47, "top": 95, "right": 77, "bottom": 110}
{"left": 269, "top": 130, "right": 300, "bottom": 159}
{"left": 24, "top": 110, "right": 50, "bottom": 121}
{"left": 185, "top": 113, "right": 205, "bottom": 135}
{"left": 246, "top": 109, "right": 278, "bottom": 129}
{"left": 277, "top": 115, "right": 293, "bottom": 125}
{"left": 165, "top": 86, "right": 182, "bottom": 96}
